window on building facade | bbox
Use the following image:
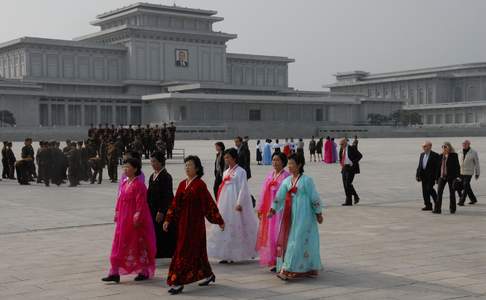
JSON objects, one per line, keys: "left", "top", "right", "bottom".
{"left": 426, "top": 114, "right": 434, "bottom": 124}
{"left": 40, "top": 104, "right": 49, "bottom": 126}
{"left": 466, "top": 112, "right": 474, "bottom": 123}
{"left": 316, "top": 108, "right": 323, "bottom": 121}
{"left": 249, "top": 109, "right": 261, "bottom": 121}
{"left": 84, "top": 105, "right": 97, "bottom": 126}
{"left": 435, "top": 114, "right": 443, "bottom": 124}
{"left": 426, "top": 88, "right": 433, "bottom": 104}
{"left": 400, "top": 88, "right": 406, "bottom": 99}
{"left": 454, "top": 87, "right": 462, "bottom": 102}
{"left": 68, "top": 104, "right": 82, "bottom": 126}
{"left": 445, "top": 114, "right": 453, "bottom": 124}
{"left": 418, "top": 88, "right": 425, "bottom": 104}
{"left": 100, "top": 105, "right": 113, "bottom": 124}
{"left": 51, "top": 104, "right": 65, "bottom": 126}
{"left": 179, "top": 106, "right": 187, "bottom": 121}
{"left": 409, "top": 89, "right": 415, "bottom": 104}
{"left": 467, "top": 85, "right": 479, "bottom": 101}
{"left": 116, "top": 106, "right": 128, "bottom": 125}
{"left": 455, "top": 113, "right": 463, "bottom": 123}
{"left": 130, "top": 106, "right": 142, "bottom": 125}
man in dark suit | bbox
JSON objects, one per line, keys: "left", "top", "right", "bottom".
{"left": 339, "top": 138, "right": 363, "bottom": 206}
{"left": 234, "top": 136, "right": 251, "bottom": 179}
{"left": 416, "top": 141, "right": 440, "bottom": 211}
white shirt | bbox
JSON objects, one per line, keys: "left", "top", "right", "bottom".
{"left": 343, "top": 146, "right": 353, "bottom": 166}
{"left": 422, "top": 152, "right": 429, "bottom": 169}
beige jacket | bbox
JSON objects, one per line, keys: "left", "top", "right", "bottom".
{"left": 460, "top": 148, "right": 480, "bottom": 176}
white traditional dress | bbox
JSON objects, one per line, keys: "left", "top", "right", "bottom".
{"left": 207, "top": 165, "right": 258, "bottom": 261}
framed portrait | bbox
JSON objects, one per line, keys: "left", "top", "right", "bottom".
{"left": 175, "top": 49, "right": 189, "bottom": 67}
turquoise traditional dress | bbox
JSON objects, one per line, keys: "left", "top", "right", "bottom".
{"left": 271, "top": 174, "right": 323, "bottom": 278}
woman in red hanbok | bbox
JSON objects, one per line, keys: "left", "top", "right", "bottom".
{"left": 323, "top": 136, "right": 333, "bottom": 164}
{"left": 163, "top": 155, "right": 225, "bottom": 295}
{"left": 102, "top": 158, "right": 156, "bottom": 284}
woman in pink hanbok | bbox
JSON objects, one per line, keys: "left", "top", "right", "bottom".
{"left": 256, "top": 152, "right": 290, "bottom": 271}
{"left": 102, "top": 158, "right": 156, "bottom": 283}
{"left": 323, "top": 136, "right": 333, "bottom": 164}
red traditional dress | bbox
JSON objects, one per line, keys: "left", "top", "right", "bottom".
{"left": 165, "top": 178, "right": 224, "bottom": 286}
{"left": 323, "top": 140, "right": 333, "bottom": 163}
{"left": 109, "top": 178, "right": 156, "bottom": 277}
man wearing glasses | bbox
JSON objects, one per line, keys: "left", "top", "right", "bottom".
{"left": 416, "top": 141, "right": 440, "bottom": 211}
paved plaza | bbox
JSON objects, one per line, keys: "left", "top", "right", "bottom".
{"left": 1, "top": 137, "right": 486, "bottom": 299}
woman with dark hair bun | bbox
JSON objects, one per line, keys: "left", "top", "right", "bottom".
{"left": 118, "top": 151, "right": 145, "bottom": 196}
{"left": 163, "top": 155, "right": 224, "bottom": 295}
{"left": 207, "top": 147, "right": 258, "bottom": 264}
{"left": 256, "top": 152, "right": 290, "bottom": 271}
{"left": 102, "top": 158, "right": 156, "bottom": 283}
{"left": 268, "top": 153, "right": 323, "bottom": 281}
{"left": 148, "top": 151, "right": 176, "bottom": 258}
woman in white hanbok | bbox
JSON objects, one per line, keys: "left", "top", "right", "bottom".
{"left": 207, "top": 148, "right": 258, "bottom": 263}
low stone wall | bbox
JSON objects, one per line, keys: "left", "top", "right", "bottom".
{"left": 1, "top": 123, "right": 485, "bottom": 141}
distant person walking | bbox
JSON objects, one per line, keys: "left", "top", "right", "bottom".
{"left": 458, "top": 140, "right": 480, "bottom": 206}
{"left": 416, "top": 141, "right": 440, "bottom": 211}
{"left": 339, "top": 138, "right": 362, "bottom": 206}
{"left": 436, "top": 142, "right": 460, "bottom": 214}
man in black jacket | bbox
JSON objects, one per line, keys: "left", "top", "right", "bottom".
{"left": 416, "top": 141, "right": 440, "bottom": 211}
{"left": 339, "top": 138, "right": 363, "bottom": 206}
{"left": 234, "top": 136, "right": 251, "bottom": 179}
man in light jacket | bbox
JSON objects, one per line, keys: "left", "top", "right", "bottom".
{"left": 458, "top": 140, "right": 480, "bottom": 206}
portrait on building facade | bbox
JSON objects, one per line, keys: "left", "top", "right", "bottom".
{"left": 175, "top": 49, "right": 189, "bottom": 67}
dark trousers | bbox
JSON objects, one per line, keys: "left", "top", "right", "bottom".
{"left": 342, "top": 166, "right": 358, "bottom": 204}
{"left": 459, "top": 175, "right": 477, "bottom": 204}
{"left": 69, "top": 168, "right": 80, "bottom": 186}
{"left": 437, "top": 177, "right": 456, "bottom": 212}
{"left": 107, "top": 161, "right": 118, "bottom": 182}
{"left": 421, "top": 179, "right": 437, "bottom": 208}
{"left": 38, "top": 164, "right": 50, "bottom": 186}
{"left": 91, "top": 167, "right": 103, "bottom": 184}
{"left": 213, "top": 175, "right": 222, "bottom": 199}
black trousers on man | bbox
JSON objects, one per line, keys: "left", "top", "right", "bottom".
{"left": 459, "top": 175, "right": 477, "bottom": 204}
{"left": 421, "top": 179, "right": 437, "bottom": 209}
{"left": 342, "top": 166, "right": 358, "bottom": 205}
{"left": 436, "top": 177, "right": 456, "bottom": 213}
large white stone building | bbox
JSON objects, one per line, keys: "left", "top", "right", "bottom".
{"left": 0, "top": 2, "right": 399, "bottom": 137}
{"left": 326, "top": 63, "right": 486, "bottom": 127}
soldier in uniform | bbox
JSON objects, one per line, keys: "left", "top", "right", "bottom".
{"left": 66, "top": 142, "right": 81, "bottom": 187}
{"left": 50, "top": 141, "right": 65, "bottom": 186}
{"left": 21, "top": 138, "right": 36, "bottom": 181}
{"left": 37, "top": 141, "right": 52, "bottom": 186}
{"left": 107, "top": 138, "right": 120, "bottom": 183}
{"left": 168, "top": 122, "right": 176, "bottom": 159}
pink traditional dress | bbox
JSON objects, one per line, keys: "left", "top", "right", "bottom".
{"left": 108, "top": 177, "right": 156, "bottom": 278}
{"left": 256, "top": 169, "right": 290, "bottom": 267}
{"left": 323, "top": 140, "right": 333, "bottom": 164}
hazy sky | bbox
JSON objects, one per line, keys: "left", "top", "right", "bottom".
{"left": 1, "top": 0, "right": 485, "bottom": 90}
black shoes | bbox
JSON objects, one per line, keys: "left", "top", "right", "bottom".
{"left": 341, "top": 203, "right": 352, "bottom": 206}
{"left": 168, "top": 286, "right": 184, "bottom": 295}
{"left": 469, "top": 200, "right": 477, "bottom": 205}
{"left": 450, "top": 209, "right": 456, "bottom": 214}
{"left": 354, "top": 197, "right": 360, "bottom": 204}
{"left": 458, "top": 202, "right": 465, "bottom": 206}
{"left": 198, "top": 274, "right": 216, "bottom": 286}
{"left": 432, "top": 210, "right": 441, "bottom": 214}
{"left": 270, "top": 267, "right": 277, "bottom": 273}
{"left": 422, "top": 206, "right": 433, "bottom": 211}
{"left": 101, "top": 275, "right": 120, "bottom": 283}
{"left": 134, "top": 274, "right": 149, "bottom": 281}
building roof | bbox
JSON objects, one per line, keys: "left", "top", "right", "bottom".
{"left": 96, "top": 2, "right": 218, "bottom": 19}
{"left": 0, "top": 37, "right": 126, "bottom": 52}
{"left": 142, "top": 92, "right": 360, "bottom": 105}
{"left": 327, "top": 62, "right": 486, "bottom": 88}
{"left": 227, "top": 53, "right": 295, "bottom": 63}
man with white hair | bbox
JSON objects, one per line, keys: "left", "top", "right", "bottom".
{"left": 458, "top": 140, "right": 480, "bottom": 206}
{"left": 416, "top": 140, "right": 440, "bottom": 211}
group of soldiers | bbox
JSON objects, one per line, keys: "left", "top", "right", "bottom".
{"left": 1, "top": 122, "right": 177, "bottom": 187}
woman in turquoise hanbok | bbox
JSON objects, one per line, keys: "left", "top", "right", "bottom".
{"left": 268, "top": 153, "right": 323, "bottom": 280}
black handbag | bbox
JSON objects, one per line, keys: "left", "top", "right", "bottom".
{"left": 453, "top": 177, "right": 463, "bottom": 192}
